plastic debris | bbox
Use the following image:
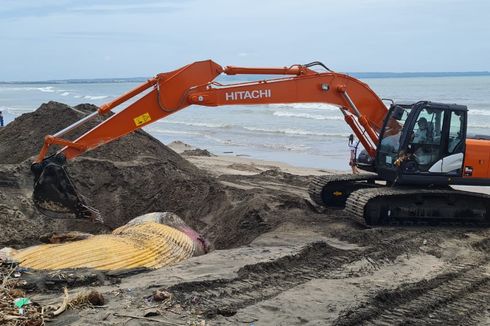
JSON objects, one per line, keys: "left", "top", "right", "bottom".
{"left": 13, "top": 297, "right": 31, "bottom": 315}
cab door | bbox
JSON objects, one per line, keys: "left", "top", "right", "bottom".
{"left": 428, "top": 110, "right": 466, "bottom": 175}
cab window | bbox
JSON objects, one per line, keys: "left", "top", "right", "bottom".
{"left": 448, "top": 111, "right": 464, "bottom": 154}
{"left": 378, "top": 105, "right": 410, "bottom": 168}
{"left": 407, "top": 108, "right": 443, "bottom": 170}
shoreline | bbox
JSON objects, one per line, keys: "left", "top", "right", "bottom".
{"left": 169, "top": 141, "right": 490, "bottom": 195}
{"left": 167, "top": 140, "right": 345, "bottom": 177}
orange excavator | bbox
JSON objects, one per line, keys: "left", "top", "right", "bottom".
{"left": 31, "top": 60, "right": 490, "bottom": 225}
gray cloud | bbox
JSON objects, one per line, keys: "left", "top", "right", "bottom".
{"left": 0, "top": 0, "right": 189, "bottom": 19}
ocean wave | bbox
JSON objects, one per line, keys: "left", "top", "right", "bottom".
{"left": 60, "top": 92, "right": 70, "bottom": 96}
{"left": 268, "top": 103, "right": 339, "bottom": 111}
{"left": 0, "top": 86, "right": 58, "bottom": 93}
{"left": 243, "top": 126, "right": 349, "bottom": 138}
{"left": 38, "top": 86, "right": 56, "bottom": 93}
{"left": 468, "top": 109, "right": 490, "bottom": 116}
{"left": 145, "top": 128, "right": 202, "bottom": 136}
{"left": 159, "top": 120, "right": 348, "bottom": 137}
{"left": 468, "top": 123, "right": 490, "bottom": 129}
{"left": 199, "top": 135, "right": 311, "bottom": 152}
{"left": 0, "top": 86, "right": 37, "bottom": 92}
{"left": 159, "top": 120, "right": 233, "bottom": 129}
{"left": 257, "top": 143, "right": 311, "bottom": 152}
{"left": 0, "top": 107, "right": 33, "bottom": 116}
{"left": 83, "top": 95, "right": 109, "bottom": 100}
{"left": 273, "top": 111, "right": 343, "bottom": 120}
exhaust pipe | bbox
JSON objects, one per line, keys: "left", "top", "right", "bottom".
{"left": 31, "top": 154, "right": 102, "bottom": 222}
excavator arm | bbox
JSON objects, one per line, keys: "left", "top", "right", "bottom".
{"left": 31, "top": 60, "right": 388, "bottom": 220}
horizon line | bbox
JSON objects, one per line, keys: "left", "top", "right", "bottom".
{"left": 1, "top": 71, "right": 489, "bottom": 84}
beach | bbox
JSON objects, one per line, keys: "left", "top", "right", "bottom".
{"left": 84, "top": 145, "right": 490, "bottom": 325}
{"left": 1, "top": 102, "right": 489, "bottom": 325}
{"left": 28, "top": 146, "right": 490, "bottom": 325}
{"left": 1, "top": 74, "right": 490, "bottom": 325}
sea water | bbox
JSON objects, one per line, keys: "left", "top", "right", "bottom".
{"left": 1, "top": 76, "right": 489, "bottom": 170}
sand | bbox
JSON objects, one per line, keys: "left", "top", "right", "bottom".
{"left": 1, "top": 102, "right": 490, "bottom": 325}
{"left": 23, "top": 155, "right": 489, "bottom": 326}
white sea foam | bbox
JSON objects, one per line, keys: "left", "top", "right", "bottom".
{"left": 0, "top": 107, "right": 33, "bottom": 116}
{"left": 60, "top": 92, "right": 70, "bottom": 96}
{"left": 198, "top": 135, "right": 311, "bottom": 152}
{"left": 243, "top": 126, "right": 348, "bottom": 137}
{"left": 83, "top": 95, "right": 109, "bottom": 100}
{"left": 145, "top": 128, "right": 202, "bottom": 136}
{"left": 468, "top": 123, "right": 490, "bottom": 129}
{"left": 268, "top": 103, "right": 339, "bottom": 111}
{"left": 273, "top": 111, "right": 343, "bottom": 120}
{"left": 159, "top": 120, "right": 233, "bottom": 129}
{"left": 468, "top": 109, "right": 490, "bottom": 116}
{"left": 37, "top": 87, "right": 56, "bottom": 93}
{"left": 0, "top": 86, "right": 72, "bottom": 94}
{"left": 159, "top": 120, "right": 348, "bottom": 137}
{"left": 0, "top": 87, "right": 37, "bottom": 92}
{"left": 257, "top": 143, "right": 311, "bottom": 152}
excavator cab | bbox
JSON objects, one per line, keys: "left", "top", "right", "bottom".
{"left": 376, "top": 101, "right": 468, "bottom": 185}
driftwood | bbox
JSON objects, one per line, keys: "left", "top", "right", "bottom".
{"left": 113, "top": 312, "right": 181, "bottom": 325}
{"left": 52, "top": 288, "right": 70, "bottom": 316}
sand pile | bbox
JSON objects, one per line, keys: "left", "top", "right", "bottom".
{"left": 0, "top": 101, "right": 225, "bottom": 247}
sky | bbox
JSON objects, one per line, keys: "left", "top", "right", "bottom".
{"left": 0, "top": 0, "right": 489, "bottom": 81}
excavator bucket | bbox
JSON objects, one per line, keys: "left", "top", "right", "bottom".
{"left": 31, "top": 155, "right": 102, "bottom": 222}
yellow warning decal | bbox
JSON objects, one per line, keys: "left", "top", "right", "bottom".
{"left": 333, "top": 191, "right": 343, "bottom": 196}
{"left": 134, "top": 112, "right": 151, "bottom": 126}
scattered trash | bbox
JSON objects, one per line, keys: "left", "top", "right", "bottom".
{"left": 143, "top": 308, "right": 161, "bottom": 317}
{"left": 153, "top": 289, "right": 172, "bottom": 302}
{"left": 113, "top": 312, "right": 179, "bottom": 325}
{"left": 70, "top": 289, "right": 105, "bottom": 307}
{"left": 44, "top": 287, "right": 106, "bottom": 318}
{"left": 13, "top": 297, "right": 31, "bottom": 315}
{"left": 423, "top": 239, "right": 428, "bottom": 245}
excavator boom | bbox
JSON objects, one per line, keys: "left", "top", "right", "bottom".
{"left": 32, "top": 60, "right": 388, "bottom": 220}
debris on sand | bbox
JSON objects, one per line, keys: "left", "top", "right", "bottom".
{"left": 0, "top": 265, "right": 44, "bottom": 325}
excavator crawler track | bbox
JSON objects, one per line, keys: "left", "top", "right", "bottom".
{"left": 308, "top": 173, "right": 379, "bottom": 208}
{"left": 345, "top": 187, "right": 490, "bottom": 226}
